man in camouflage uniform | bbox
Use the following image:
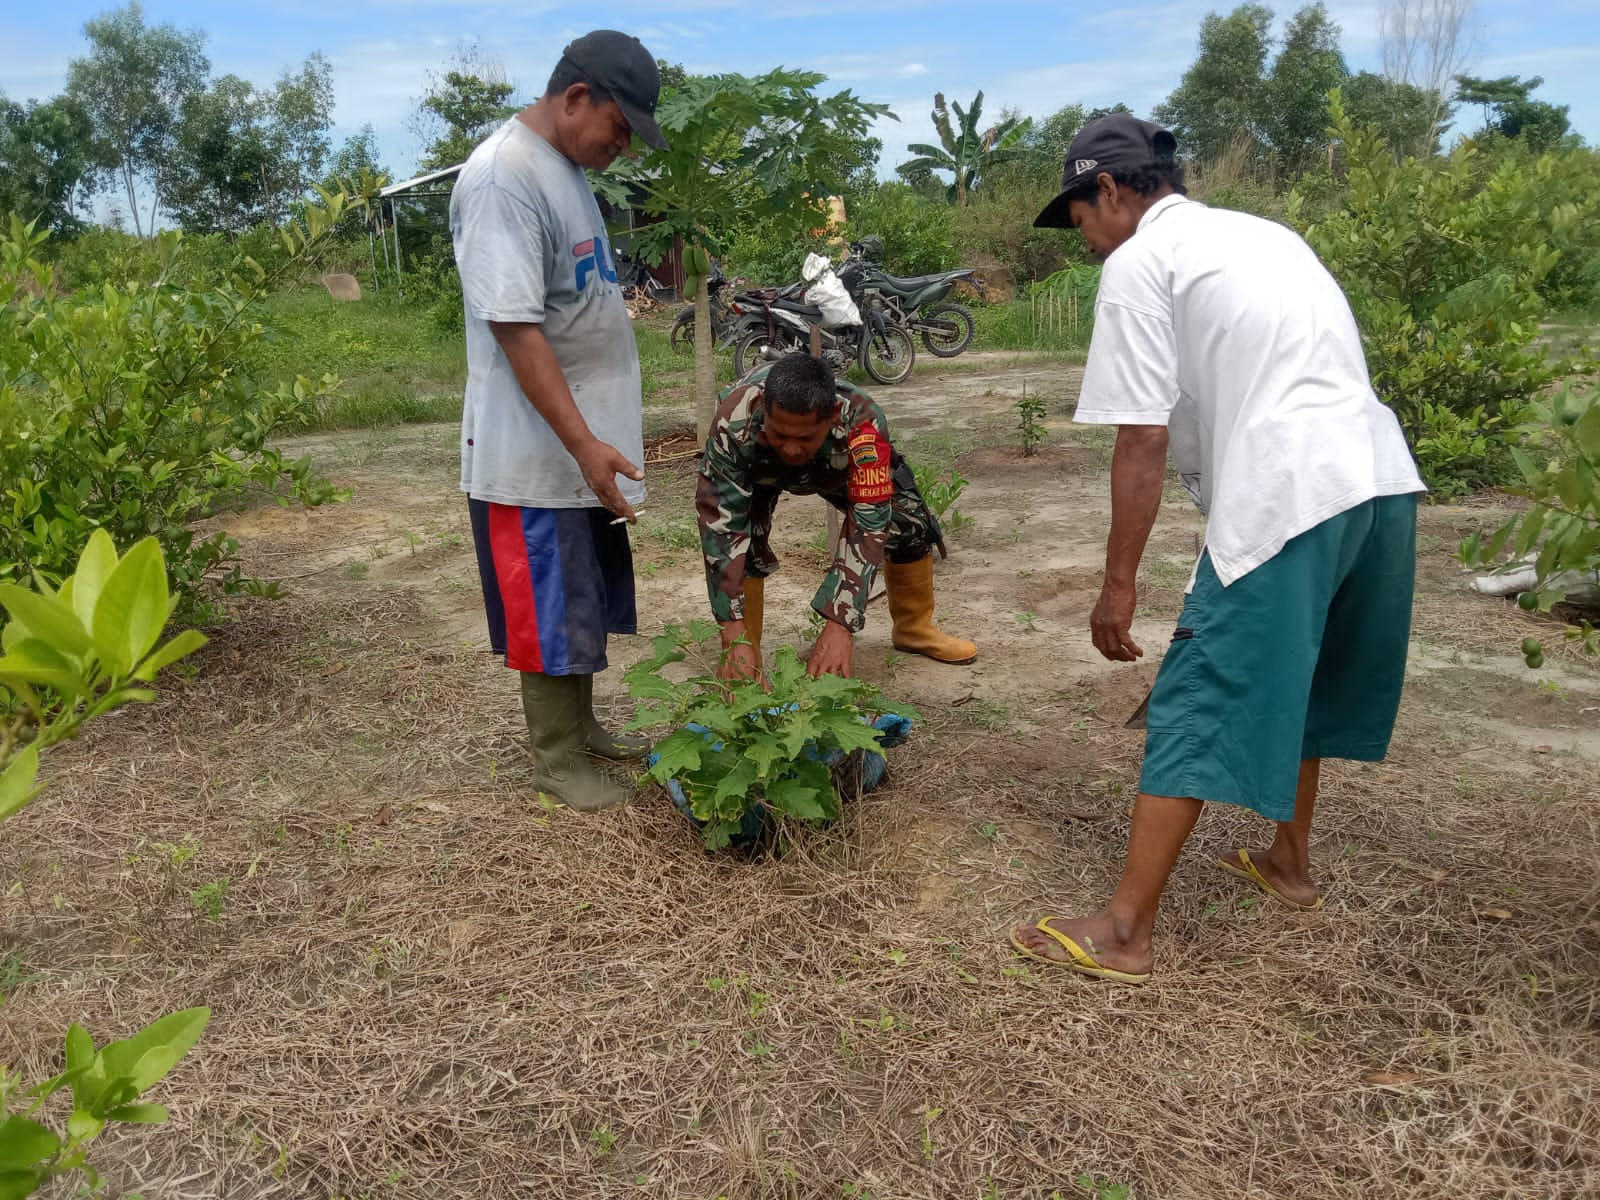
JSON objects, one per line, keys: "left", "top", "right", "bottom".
{"left": 697, "top": 352, "right": 978, "bottom": 680}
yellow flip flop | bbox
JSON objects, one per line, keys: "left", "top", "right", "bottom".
{"left": 1008, "top": 915, "right": 1151, "bottom": 985}
{"left": 1218, "top": 849, "right": 1323, "bottom": 910}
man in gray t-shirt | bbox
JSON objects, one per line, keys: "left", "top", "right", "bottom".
{"left": 450, "top": 30, "right": 668, "bottom": 813}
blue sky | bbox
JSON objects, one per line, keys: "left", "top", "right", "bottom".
{"left": 4, "top": 0, "right": 1598, "bottom": 189}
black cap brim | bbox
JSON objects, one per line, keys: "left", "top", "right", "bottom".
{"left": 1034, "top": 190, "right": 1075, "bottom": 230}
{"left": 618, "top": 97, "right": 669, "bottom": 151}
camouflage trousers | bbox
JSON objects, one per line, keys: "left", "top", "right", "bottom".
{"left": 744, "top": 452, "right": 946, "bottom": 580}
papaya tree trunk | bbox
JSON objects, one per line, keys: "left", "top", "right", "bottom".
{"left": 693, "top": 278, "right": 715, "bottom": 444}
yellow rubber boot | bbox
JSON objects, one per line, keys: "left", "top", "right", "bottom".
{"left": 885, "top": 556, "right": 977, "bottom": 665}
{"left": 742, "top": 575, "right": 765, "bottom": 661}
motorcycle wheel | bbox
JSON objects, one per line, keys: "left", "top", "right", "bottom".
{"left": 669, "top": 309, "right": 695, "bottom": 356}
{"left": 919, "top": 302, "right": 975, "bottom": 357}
{"left": 732, "top": 328, "right": 793, "bottom": 377}
{"left": 859, "top": 323, "right": 916, "bottom": 385}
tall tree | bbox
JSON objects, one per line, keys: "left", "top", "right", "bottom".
{"left": 412, "top": 47, "right": 518, "bottom": 171}
{"left": 1454, "top": 74, "right": 1571, "bottom": 151}
{"left": 1381, "top": 0, "right": 1475, "bottom": 150}
{"left": 606, "top": 69, "right": 892, "bottom": 438}
{"left": 1262, "top": 3, "right": 1348, "bottom": 177}
{"left": 1342, "top": 71, "right": 1448, "bottom": 155}
{"left": 1154, "top": 5, "right": 1274, "bottom": 166}
{"left": 268, "top": 53, "right": 335, "bottom": 204}
{"left": 896, "top": 91, "right": 1031, "bottom": 206}
{"left": 165, "top": 74, "right": 275, "bottom": 232}
{"left": 0, "top": 93, "right": 100, "bottom": 235}
{"left": 65, "top": 1, "right": 209, "bottom": 237}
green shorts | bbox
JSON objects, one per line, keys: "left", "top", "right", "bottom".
{"left": 1139, "top": 493, "right": 1418, "bottom": 822}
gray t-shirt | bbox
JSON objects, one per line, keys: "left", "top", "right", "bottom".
{"left": 450, "top": 119, "right": 646, "bottom": 510}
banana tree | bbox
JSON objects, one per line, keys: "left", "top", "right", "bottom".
{"left": 599, "top": 69, "right": 892, "bottom": 440}
{"left": 897, "top": 90, "right": 1032, "bottom": 207}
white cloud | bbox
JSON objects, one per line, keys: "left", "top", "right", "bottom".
{"left": 900, "top": 63, "right": 928, "bottom": 77}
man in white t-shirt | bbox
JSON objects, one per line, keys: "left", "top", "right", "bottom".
{"left": 451, "top": 31, "right": 667, "bottom": 813}
{"left": 1010, "top": 115, "right": 1426, "bottom": 984}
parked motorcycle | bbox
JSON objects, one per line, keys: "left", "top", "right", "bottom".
{"left": 668, "top": 265, "right": 736, "bottom": 354}
{"left": 841, "top": 237, "right": 980, "bottom": 358}
{"left": 726, "top": 285, "right": 916, "bottom": 385}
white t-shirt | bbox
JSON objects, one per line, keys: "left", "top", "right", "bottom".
{"left": 450, "top": 119, "right": 646, "bottom": 510}
{"left": 1076, "top": 194, "right": 1425, "bottom": 587}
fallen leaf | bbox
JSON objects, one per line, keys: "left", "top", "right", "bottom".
{"left": 1363, "top": 1071, "right": 1423, "bottom": 1086}
{"left": 1377, "top": 772, "right": 1401, "bottom": 784}
{"left": 321, "top": 663, "right": 345, "bottom": 678}
{"left": 1531, "top": 745, "right": 1552, "bottom": 754}
{"left": 417, "top": 801, "right": 451, "bottom": 814}
{"left": 1477, "top": 907, "right": 1514, "bottom": 921}
{"left": 1424, "top": 867, "right": 1450, "bottom": 882}
{"left": 372, "top": 804, "right": 391, "bottom": 827}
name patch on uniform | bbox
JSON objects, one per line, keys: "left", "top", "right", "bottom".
{"left": 848, "top": 422, "right": 893, "bottom": 504}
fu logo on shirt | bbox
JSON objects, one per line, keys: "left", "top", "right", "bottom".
{"left": 572, "top": 236, "right": 618, "bottom": 291}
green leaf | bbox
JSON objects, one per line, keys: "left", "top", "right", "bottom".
{"left": 106, "top": 1103, "right": 168, "bottom": 1125}
{"left": 0, "top": 584, "right": 92, "bottom": 660}
{"left": 64, "top": 1024, "right": 94, "bottom": 1075}
{"left": 69, "top": 529, "right": 118, "bottom": 629}
{"left": 97, "top": 1007, "right": 210, "bottom": 1096}
{"left": 711, "top": 755, "right": 760, "bottom": 805}
{"left": 763, "top": 772, "right": 833, "bottom": 822}
{"left": 0, "top": 1170, "right": 42, "bottom": 1200}
{"left": 65, "top": 1111, "right": 104, "bottom": 1144}
{"left": 647, "top": 731, "right": 706, "bottom": 781}
{"left": 1574, "top": 400, "right": 1600, "bottom": 459}
{"left": 93, "top": 537, "right": 169, "bottom": 676}
{"left": 0, "top": 1114, "right": 60, "bottom": 1169}
{"left": 132, "top": 629, "right": 208, "bottom": 682}
{"left": 0, "top": 746, "right": 39, "bottom": 824}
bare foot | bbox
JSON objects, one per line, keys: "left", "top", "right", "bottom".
{"left": 1010, "top": 911, "right": 1154, "bottom": 977}
{"left": 1225, "top": 848, "right": 1320, "bottom": 908}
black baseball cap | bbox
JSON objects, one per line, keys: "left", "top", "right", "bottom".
{"left": 560, "top": 30, "right": 670, "bottom": 150}
{"left": 1034, "top": 114, "right": 1178, "bottom": 228}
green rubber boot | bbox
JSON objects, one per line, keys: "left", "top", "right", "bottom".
{"left": 577, "top": 674, "right": 650, "bottom": 761}
{"left": 521, "top": 672, "right": 630, "bottom": 812}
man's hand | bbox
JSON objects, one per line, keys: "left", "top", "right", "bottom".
{"left": 717, "top": 620, "right": 761, "bottom": 683}
{"left": 1090, "top": 579, "right": 1144, "bottom": 662}
{"left": 807, "top": 619, "right": 854, "bottom": 678}
{"left": 573, "top": 437, "right": 644, "bottom": 521}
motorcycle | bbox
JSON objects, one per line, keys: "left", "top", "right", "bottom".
{"left": 725, "top": 282, "right": 916, "bottom": 385}
{"left": 667, "top": 265, "right": 738, "bottom": 354}
{"left": 840, "top": 237, "right": 981, "bottom": 358}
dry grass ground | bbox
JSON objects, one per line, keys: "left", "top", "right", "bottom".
{"left": 3, "top": 360, "right": 1598, "bottom": 1200}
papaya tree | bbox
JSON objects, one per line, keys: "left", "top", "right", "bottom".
{"left": 603, "top": 69, "right": 892, "bottom": 439}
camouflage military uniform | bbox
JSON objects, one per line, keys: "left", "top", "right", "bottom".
{"left": 697, "top": 364, "right": 945, "bottom": 632}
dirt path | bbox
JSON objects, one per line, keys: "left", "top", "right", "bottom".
{"left": 3, "top": 358, "right": 1597, "bottom": 1199}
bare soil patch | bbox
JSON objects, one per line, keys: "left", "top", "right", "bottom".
{"left": 3, "top": 361, "right": 1597, "bottom": 1200}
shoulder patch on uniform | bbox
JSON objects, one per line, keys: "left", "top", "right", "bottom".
{"left": 847, "top": 420, "right": 893, "bottom": 505}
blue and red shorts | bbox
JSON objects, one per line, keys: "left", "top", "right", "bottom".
{"left": 468, "top": 500, "right": 637, "bottom": 675}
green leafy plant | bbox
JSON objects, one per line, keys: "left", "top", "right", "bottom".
{"left": 0, "top": 187, "right": 365, "bottom": 613}
{"left": 1, "top": 532, "right": 210, "bottom": 1197}
{"left": 1459, "top": 382, "right": 1600, "bottom": 663}
{"left": 0, "top": 530, "right": 209, "bottom": 822}
{"left": 1016, "top": 385, "right": 1048, "bottom": 456}
{"left": 911, "top": 464, "right": 972, "bottom": 534}
{"left": 190, "top": 878, "right": 231, "bottom": 922}
{"left": 624, "top": 621, "right": 915, "bottom": 851}
{"left": 0, "top": 1007, "right": 211, "bottom": 1196}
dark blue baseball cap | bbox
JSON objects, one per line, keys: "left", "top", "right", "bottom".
{"left": 1034, "top": 114, "right": 1178, "bottom": 228}
{"left": 560, "top": 30, "right": 670, "bottom": 150}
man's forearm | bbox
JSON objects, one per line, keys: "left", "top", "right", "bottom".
{"left": 490, "top": 320, "right": 598, "bottom": 455}
{"left": 1105, "top": 424, "right": 1170, "bottom": 587}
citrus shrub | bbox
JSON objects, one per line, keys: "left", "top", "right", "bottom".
{"left": 1459, "top": 381, "right": 1600, "bottom": 664}
{"left": 1, "top": 531, "right": 211, "bottom": 1196}
{"left": 0, "top": 186, "right": 366, "bottom": 613}
{"left": 1288, "top": 92, "right": 1575, "bottom": 497}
